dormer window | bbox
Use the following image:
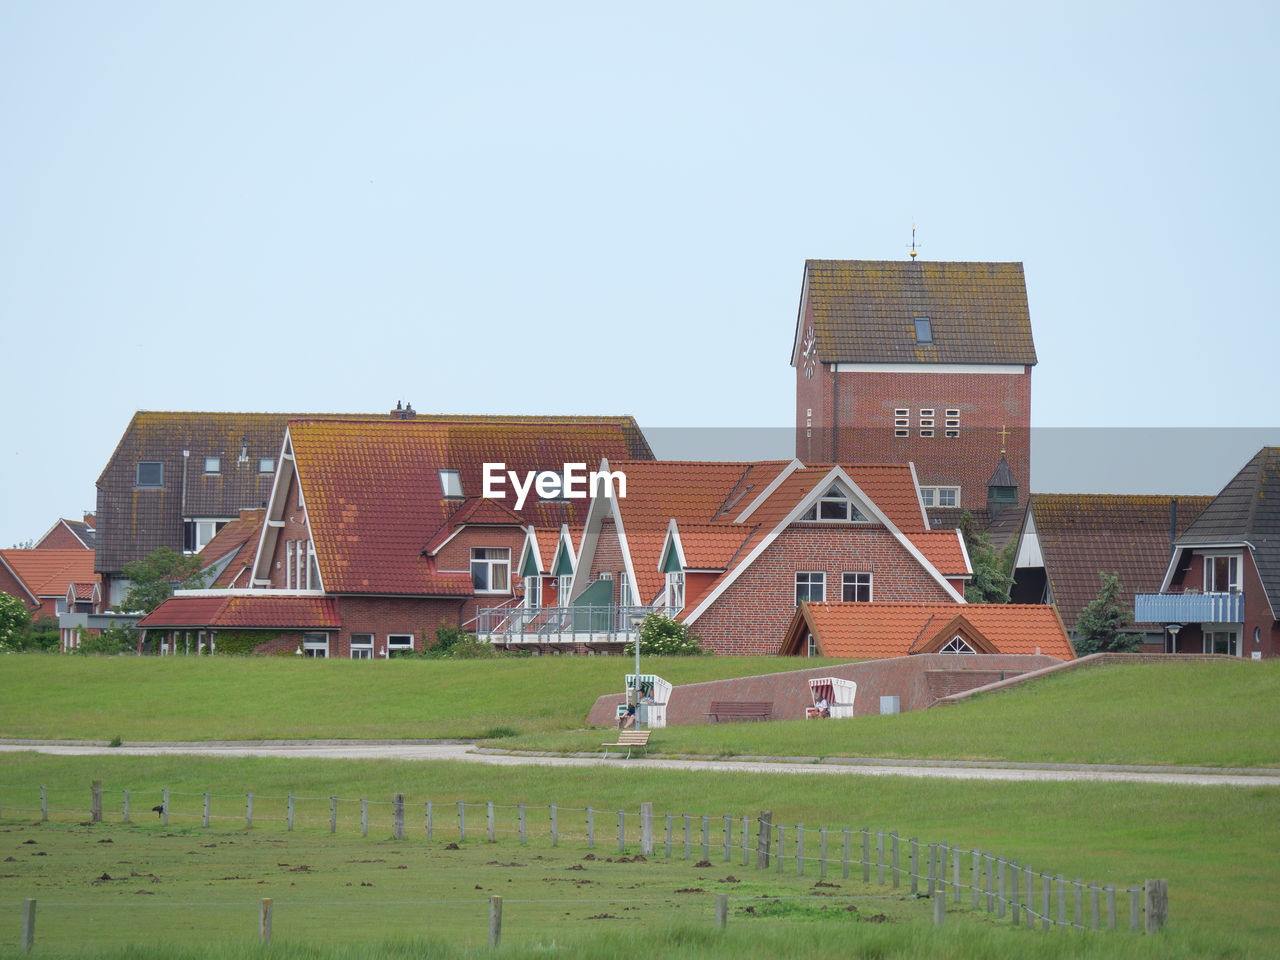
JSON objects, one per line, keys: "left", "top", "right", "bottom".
{"left": 802, "top": 485, "right": 868, "bottom": 522}
{"left": 914, "top": 317, "right": 933, "bottom": 343}
{"left": 940, "top": 635, "right": 976, "bottom": 654}
{"left": 439, "top": 469, "right": 464, "bottom": 498}
{"left": 136, "top": 461, "right": 163, "bottom": 487}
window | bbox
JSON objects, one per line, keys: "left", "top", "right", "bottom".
{"left": 944, "top": 429, "right": 960, "bottom": 439}
{"left": 914, "top": 317, "right": 933, "bottom": 343}
{"left": 204, "top": 457, "right": 220, "bottom": 474}
{"left": 919, "top": 429, "right": 935, "bottom": 438}
{"left": 184, "top": 519, "right": 229, "bottom": 553}
{"left": 919, "top": 487, "right": 960, "bottom": 509}
{"left": 1203, "top": 630, "right": 1238, "bottom": 656}
{"left": 559, "top": 574, "right": 573, "bottom": 604}
{"left": 665, "top": 571, "right": 685, "bottom": 612}
{"left": 919, "top": 408, "right": 934, "bottom": 419}
{"left": 842, "top": 572, "right": 872, "bottom": 602}
{"left": 795, "top": 571, "right": 825, "bottom": 605}
{"left": 439, "top": 469, "right": 464, "bottom": 498}
{"left": 350, "top": 634, "right": 374, "bottom": 660}
{"left": 525, "top": 575, "right": 541, "bottom": 609}
{"left": 302, "top": 633, "right": 329, "bottom": 658}
{"left": 136, "top": 461, "right": 163, "bottom": 487}
{"left": 259, "top": 458, "right": 275, "bottom": 474}
{"left": 387, "top": 634, "right": 414, "bottom": 657}
{"left": 471, "top": 547, "right": 510, "bottom": 593}
{"left": 940, "top": 635, "right": 976, "bottom": 654}
{"left": 1204, "top": 555, "right": 1240, "bottom": 594}
{"left": 991, "top": 486, "right": 1017, "bottom": 503}
{"left": 806, "top": 633, "right": 817, "bottom": 658}
{"left": 802, "top": 485, "right": 868, "bottom": 522}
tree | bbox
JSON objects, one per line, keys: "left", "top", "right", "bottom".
{"left": 120, "top": 547, "right": 208, "bottom": 614}
{"left": 0, "top": 592, "right": 32, "bottom": 651}
{"left": 622, "top": 613, "right": 706, "bottom": 656}
{"left": 22, "top": 615, "right": 61, "bottom": 652}
{"left": 76, "top": 625, "right": 138, "bottom": 655}
{"left": 1074, "top": 572, "right": 1143, "bottom": 655}
{"left": 964, "top": 531, "right": 1013, "bottom": 603}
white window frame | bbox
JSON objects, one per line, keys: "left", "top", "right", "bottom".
{"left": 795, "top": 571, "right": 825, "bottom": 605}
{"left": 525, "top": 575, "right": 541, "bottom": 609}
{"left": 439, "top": 469, "right": 464, "bottom": 498}
{"left": 842, "top": 572, "right": 872, "bottom": 602}
{"left": 302, "top": 633, "right": 329, "bottom": 658}
{"left": 940, "top": 635, "right": 977, "bottom": 654}
{"left": 471, "top": 547, "right": 511, "bottom": 594}
{"left": 920, "top": 486, "right": 961, "bottom": 509}
{"left": 204, "top": 457, "right": 220, "bottom": 474}
{"left": 1203, "top": 554, "right": 1241, "bottom": 594}
{"left": 806, "top": 633, "right": 817, "bottom": 658}
{"left": 350, "top": 634, "right": 374, "bottom": 660}
{"left": 259, "top": 457, "right": 275, "bottom": 474}
{"left": 1203, "top": 629, "right": 1239, "bottom": 656}
{"left": 387, "top": 633, "right": 414, "bottom": 657}
{"left": 803, "top": 485, "right": 867, "bottom": 522}
{"left": 665, "top": 571, "right": 685, "bottom": 613}
{"left": 558, "top": 574, "right": 573, "bottom": 604}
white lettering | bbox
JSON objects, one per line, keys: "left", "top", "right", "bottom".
{"left": 482, "top": 463, "right": 506, "bottom": 499}
{"left": 534, "top": 470, "right": 562, "bottom": 500}
{"left": 562, "top": 463, "right": 586, "bottom": 499}
{"left": 509, "top": 469, "right": 537, "bottom": 510}
{"left": 590, "top": 468, "right": 627, "bottom": 500}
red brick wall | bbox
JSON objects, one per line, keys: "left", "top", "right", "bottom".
{"left": 264, "top": 473, "right": 311, "bottom": 588}
{"left": 0, "top": 565, "right": 37, "bottom": 612}
{"left": 587, "top": 519, "right": 629, "bottom": 603}
{"left": 797, "top": 365, "right": 1032, "bottom": 516}
{"left": 689, "top": 526, "right": 958, "bottom": 655}
{"left": 586, "top": 654, "right": 1060, "bottom": 726}
{"left": 35, "top": 525, "right": 88, "bottom": 550}
{"left": 331, "top": 595, "right": 470, "bottom": 657}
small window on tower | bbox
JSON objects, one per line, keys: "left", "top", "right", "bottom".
{"left": 914, "top": 317, "right": 933, "bottom": 343}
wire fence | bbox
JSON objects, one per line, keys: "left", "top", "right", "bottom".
{"left": 0, "top": 780, "right": 1167, "bottom": 949}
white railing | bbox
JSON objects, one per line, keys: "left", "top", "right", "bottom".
{"left": 474, "top": 604, "right": 657, "bottom": 645}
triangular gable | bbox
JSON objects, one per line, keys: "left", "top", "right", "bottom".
{"left": 424, "top": 497, "right": 528, "bottom": 556}
{"left": 684, "top": 465, "right": 965, "bottom": 626}
{"left": 250, "top": 430, "right": 325, "bottom": 593}
{"left": 658, "top": 519, "right": 685, "bottom": 574}
{"left": 779, "top": 602, "right": 821, "bottom": 655}
{"left": 914, "top": 613, "right": 999, "bottom": 655}
{"left": 517, "top": 527, "right": 543, "bottom": 578}
{"left": 570, "top": 458, "right": 640, "bottom": 605}
{"left": 551, "top": 525, "right": 577, "bottom": 578}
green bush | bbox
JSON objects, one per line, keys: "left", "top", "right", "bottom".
{"left": 76, "top": 626, "right": 137, "bottom": 655}
{"left": 0, "top": 592, "right": 32, "bottom": 651}
{"left": 623, "top": 612, "right": 706, "bottom": 656}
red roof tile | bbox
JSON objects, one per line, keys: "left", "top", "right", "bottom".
{"left": 0, "top": 549, "right": 96, "bottom": 598}
{"left": 199, "top": 510, "right": 266, "bottom": 588}
{"left": 785, "top": 602, "right": 1073, "bottom": 659}
{"left": 905, "top": 531, "right": 971, "bottom": 577}
{"left": 137, "top": 595, "right": 341, "bottom": 629}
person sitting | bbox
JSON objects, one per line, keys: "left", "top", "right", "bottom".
{"left": 814, "top": 696, "right": 830, "bottom": 718}
{"left": 620, "top": 703, "right": 637, "bottom": 729}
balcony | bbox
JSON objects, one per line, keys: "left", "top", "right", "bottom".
{"left": 473, "top": 603, "right": 662, "bottom": 647}
{"left": 1134, "top": 592, "right": 1244, "bottom": 625}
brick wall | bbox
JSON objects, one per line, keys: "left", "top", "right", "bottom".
{"left": 586, "top": 654, "right": 1060, "bottom": 726}
{"left": 798, "top": 365, "right": 1032, "bottom": 516}
{"left": 690, "top": 526, "right": 958, "bottom": 655}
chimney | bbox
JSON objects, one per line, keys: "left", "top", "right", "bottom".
{"left": 390, "top": 401, "right": 417, "bottom": 420}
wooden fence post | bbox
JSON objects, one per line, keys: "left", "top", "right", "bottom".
{"left": 930, "top": 844, "right": 938, "bottom": 899}
{"left": 1106, "top": 885, "right": 1116, "bottom": 930}
{"left": 971, "top": 851, "right": 979, "bottom": 910}
{"left": 425, "top": 801, "right": 432, "bottom": 841}
{"left": 456, "top": 801, "right": 463, "bottom": 841}
{"left": 742, "top": 816, "right": 750, "bottom": 867}
{"left": 519, "top": 804, "right": 526, "bottom": 845}
{"left": 997, "top": 858, "right": 1005, "bottom": 919}
{"left": 1024, "top": 867, "right": 1034, "bottom": 927}
{"left": 715, "top": 893, "right": 728, "bottom": 930}
{"left": 862, "top": 829, "right": 870, "bottom": 883}
{"left": 641, "top": 803, "right": 654, "bottom": 856}
{"left": 91, "top": 781, "right": 102, "bottom": 823}
{"left": 723, "top": 814, "right": 732, "bottom": 863}
{"left": 819, "top": 827, "right": 828, "bottom": 879}
{"left": 489, "top": 895, "right": 502, "bottom": 946}
{"left": 910, "top": 839, "right": 918, "bottom": 894}
{"left": 550, "top": 804, "right": 557, "bottom": 846}
{"left": 202, "top": 793, "right": 210, "bottom": 829}
{"left": 1129, "top": 886, "right": 1141, "bottom": 932}
{"left": 259, "top": 898, "right": 272, "bottom": 944}
{"left": 486, "top": 801, "right": 494, "bottom": 843}
{"left": 776, "top": 824, "right": 784, "bottom": 874}
{"left": 1074, "top": 879, "right": 1083, "bottom": 928}
{"left": 890, "top": 831, "right": 898, "bottom": 887}
{"left": 330, "top": 796, "right": 337, "bottom": 835}
{"left": 361, "top": 798, "right": 368, "bottom": 838}
{"left": 933, "top": 890, "right": 945, "bottom": 927}
{"left": 617, "top": 810, "right": 625, "bottom": 853}
{"left": 394, "top": 794, "right": 405, "bottom": 840}
{"left": 953, "top": 847, "right": 961, "bottom": 904}
{"left": 40, "top": 787, "right": 47, "bottom": 823}
{"left": 701, "top": 814, "right": 709, "bottom": 862}
{"left": 288, "top": 794, "right": 295, "bottom": 832}
{"left": 842, "top": 827, "right": 850, "bottom": 879}
{"left": 162, "top": 788, "right": 169, "bottom": 827}
{"left": 667, "top": 813, "right": 673, "bottom": 858}
{"left": 796, "top": 823, "right": 804, "bottom": 876}
{"left": 684, "top": 814, "right": 691, "bottom": 860}
{"left": 587, "top": 806, "right": 594, "bottom": 849}
{"left": 122, "top": 789, "right": 129, "bottom": 825}
{"left": 246, "top": 793, "right": 253, "bottom": 830}
{"left": 1057, "top": 874, "right": 1066, "bottom": 928}
{"left": 21, "top": 898, "right": 35, "bottom": 952}
{"left": 1091, "top": 883, "right": 1101, "bottom": 931}
{"left": 756, "top": 811, "right": 772, "bottom": 869}
{"left": 1041, "top": 873, "right": 1050, "bottom": 931}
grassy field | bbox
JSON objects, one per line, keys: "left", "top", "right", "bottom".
{"left": 3, "top": 655, "right": 1278, "bottom": 768}
{"left": 0, "top": 753, "right": 1276, "bottom": 958}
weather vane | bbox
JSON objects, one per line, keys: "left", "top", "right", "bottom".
{"left": 908, "top": 223, "right": 921, "bottom": 259}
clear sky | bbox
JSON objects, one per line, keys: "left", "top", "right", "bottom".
{"left": 2, "top": 1, "right": 1278, "bottom": 547}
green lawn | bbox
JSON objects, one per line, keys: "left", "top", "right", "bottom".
{"left": 0, "top": 753, "right": 1273, "bottom": 959}
{"left": 4, "top": 655, "right": 1277, "bottom": 768}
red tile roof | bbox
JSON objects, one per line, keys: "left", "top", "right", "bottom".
{"left": 137, "top": 595, "right": 341, "bottom": 629}
{"left": 783, "top": 602, "right": 1074, "bottom": 659}
{"left": 423, "top": 497, "right": 526, "bottom": 555}
{"left": 0, "top": 549, "right": 97, "bottom": 598}
{"left": 289, "top": 418, "right": 645, "bottom": 594}
{"left": 199, "top": 510, "right": 266, "bottom": 588}
{"left": 905, "top": 530, "right": 971, "bottom": 577}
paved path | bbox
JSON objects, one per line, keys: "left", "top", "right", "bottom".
{"left": 3, "top": 740, "right": 1277, "bottom": 787}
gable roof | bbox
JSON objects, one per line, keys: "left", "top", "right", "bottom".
{"left": 782, "top": 601, "right": 1074, "bottom": 659}
{"left": 583, "top": 459, "right": 959, "bottom": 614}
{"left": 1171, "top": 446, "right": 1280, "bottom": 613}
{"left": 35, "top": 518, "right": 95, "bottom": 550}
{"left": 198, "top": 510, "right": 266, "bottom": 588}
{"left": 0, "top": 549, "right": 97, "bottom": 601}
{"left": 1021, "top": 494, "right": 1212, "bottom": 631}
{"left": 794, "top": 260, "right": 1037, "bottom": 366}
{"left": 267, "top": 417, "right": 650, "bottom": 595}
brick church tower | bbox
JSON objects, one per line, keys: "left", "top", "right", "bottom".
{"left": 792, "top": 259, "right": 1036, "bottom": 527}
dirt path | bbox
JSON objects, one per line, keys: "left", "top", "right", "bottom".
{"left": 3, "top": 740, "right": 1278, "bottom": 787}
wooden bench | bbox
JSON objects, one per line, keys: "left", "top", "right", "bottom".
{"left": 706, "top": 701, "right": 772, "bottom": 722}
{"left": 601, "top": 729, "right": 651, "bottom": 759}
